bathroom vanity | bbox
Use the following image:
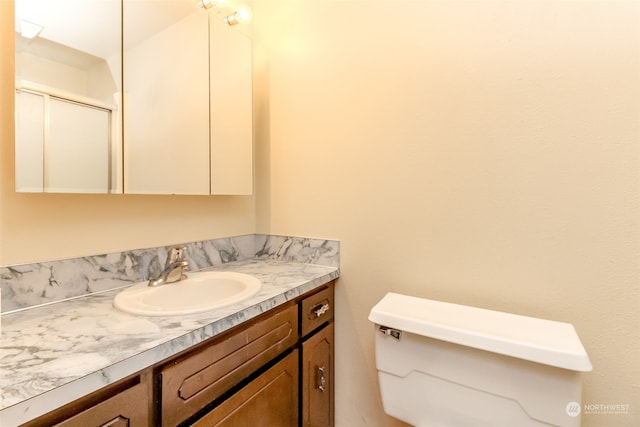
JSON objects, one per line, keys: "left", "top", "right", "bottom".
{"left": 0, "top": 259, "right": 338, "bottom": 426}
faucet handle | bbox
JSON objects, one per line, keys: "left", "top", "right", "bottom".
{"left": 166, "top": 245, "right": 187, "bottom": 265}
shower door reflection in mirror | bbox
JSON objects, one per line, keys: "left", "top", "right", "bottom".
{"left": 14, "top": 0, "right": 122, "bottom": 193}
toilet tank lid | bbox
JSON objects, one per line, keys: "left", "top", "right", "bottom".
{"left": 368, "top": 293, "right": 592, "bottom": 372}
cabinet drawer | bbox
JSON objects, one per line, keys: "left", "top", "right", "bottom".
{"left": 23, "top": 372, "right": 151, "bottom": 427}
{"left": 301, "top": 285, "right": 334, "bottom": 337}
{"left": 160, "top": 304, "right": 298, "bottom": 427}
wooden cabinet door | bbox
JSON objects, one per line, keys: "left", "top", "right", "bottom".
{"left": 302, "top": 323, "right": 335, "bottom": 427}
{"left": 192, "top": 351, "right": 299, "bottom": 427}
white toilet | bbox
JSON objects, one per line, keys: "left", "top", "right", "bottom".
{"left": 368, "top": 293, "right": 592, "bottom": 427}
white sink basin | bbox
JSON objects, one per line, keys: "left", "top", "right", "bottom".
{"left": 114, "top": 271, "right": 261, "bottom": 316}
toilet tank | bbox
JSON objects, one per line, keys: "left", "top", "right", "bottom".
{"left": 369, "top": 293, "right": 592, "bottom": 427}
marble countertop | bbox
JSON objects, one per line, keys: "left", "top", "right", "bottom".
{"left": 0, "top": 259, "right": 339, "bottom": 426}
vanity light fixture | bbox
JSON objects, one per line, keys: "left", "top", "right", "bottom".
{"left": 224, "top": 5, "right": 251, "bottom": 26}
{"left": 197, "top": 0, "right": 227, "bottom": 10}
{"left": 197, "top": 0, "right": 251, "bottom": 26}
{"left": 19, "top": 19, "right": 44, "bottom": 39}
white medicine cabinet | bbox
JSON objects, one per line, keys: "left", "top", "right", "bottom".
{"left": 14, "top": 0, "right": 253, "bottom": 195}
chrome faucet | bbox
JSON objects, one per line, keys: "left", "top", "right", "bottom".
{"left": 148, "top": 246, "right": 189, "bottom": 287}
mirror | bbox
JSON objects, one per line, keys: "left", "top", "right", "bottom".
{"left": 123, "top": 0, "right": 253, "bottom": 195}
{"left": 14, "top": 0, "right": 122, "bottom": 193}
{"left": 123, "top": 0, "right": 210, "bottom": 195}
{"left": 14, "top": 0, "right": 253, "bottom": 195}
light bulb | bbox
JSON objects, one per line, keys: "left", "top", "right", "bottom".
{"left": 225, "top": 4, "right": 251, "bottom": 26}
{"left": 197, "top": 0, "right": 227, "bottom": 10}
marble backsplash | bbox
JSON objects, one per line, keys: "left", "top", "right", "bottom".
{"left": 0, "top": 234, "right": 339, "bottom": 313}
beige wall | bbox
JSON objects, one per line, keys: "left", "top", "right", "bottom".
{"left": 255, "top": 1, "right": 639, "bottom": 426}
{"left": 0, "top": 2, "right": 255, "bottom": 265}
{"left": 2, "top": 0, "right": 639, "bottom": 425}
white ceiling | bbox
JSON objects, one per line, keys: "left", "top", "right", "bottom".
{"left": 15, "top": 0, "right": 199, "bottom": 59}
